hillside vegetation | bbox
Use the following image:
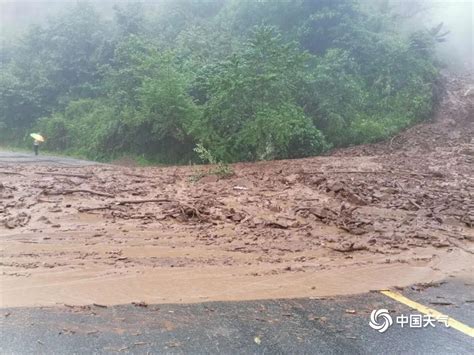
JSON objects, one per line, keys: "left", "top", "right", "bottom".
{"left": 0, "top": 0, "right": 444, "bottom": 163}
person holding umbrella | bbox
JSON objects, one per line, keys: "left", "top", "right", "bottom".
{"left": 30, "top": 133, "right": 44, "bottom": 156}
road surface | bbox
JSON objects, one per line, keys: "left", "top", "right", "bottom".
{"left": 1, "top": 279, "right": 473, "bottom": 354}
{"left": 0, "top": 151, "right": 100, "bottom": 166}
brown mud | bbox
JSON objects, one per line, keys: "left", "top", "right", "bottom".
{"left": 1, "top": 75, "right": 473, "bottom": 307}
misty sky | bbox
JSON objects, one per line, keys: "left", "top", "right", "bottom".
{"left": 428, "top": 0, "right": 473, "bottom": 71}
{"left": 1, "top": 0, "right": 472, "bottom": 71}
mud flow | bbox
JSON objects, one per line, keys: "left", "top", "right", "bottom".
{"left": 1, "top": 76, "right": 473, "bottom": 307}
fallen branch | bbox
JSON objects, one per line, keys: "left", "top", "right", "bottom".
{"left": 408, "top": 199, "right": 422, "bottom": 210}
{"left": 116, "top": 198, "right": 172, "bottom": 205}
{"left": 301, "top": 170, "right": 435, "bottom": 178}
{"left": 45, "top": 189, "right": 114, "bottom": 198}
{"left": 295, "top": 206, "right": 338, "bottom": 219}
{"left": 78, "top": 206, "right": 114, "bottom": 212}
{"left": 265, "top": 221, "right": 289, "bottom": 229}
{"left": 123, "top": 172, "right": 151, "bottom": 179}
{"left": 78, "top": 198, "right": 172, "bottom": 212}
{"left": 1, "top": 184, "right": 16, "bottom": 190}
{"left": 35, "top": 172, "right": 92, "bottom": 179}
{"left": 300, "top": 170, "right": 385, "bottom": 175}
{"left": 0, "top": 170, "right": 25, "bottom": 176}
{"left": 389, "top": 134, "right": 398, "bottom": 150}
{"left": 37, "top": 198, "right": 61, "bottom": 204}
{"left": 429, "top": 301, "right": 454, "bottom": 306}
{"left": 170, "top": 202, "right": 210, "bottom": 222}
{"left": 328, "top": 243, "right": 368, "bottom": 253}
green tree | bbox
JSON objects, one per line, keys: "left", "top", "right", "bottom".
{"left": 195, "top": 26, "right": 327, "bottom": 161}
{"left": 2, "top": 0, "right": 442, "bottom": 163}
{"left": 1, "top": 2, "right": 112, "bottom": 142}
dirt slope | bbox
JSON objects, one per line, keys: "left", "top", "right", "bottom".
{"left": 1, "top": 75, "right": 473, "bottom": 307}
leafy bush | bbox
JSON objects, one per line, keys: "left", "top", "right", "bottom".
{"left": 237, "top": 104, "right": 328, "bottom": 160}
{"left": 36, "top": 99, "right": 118, "bottom": 160}
{"left": 193, "top": 143, "right": 234, "bottom": 179}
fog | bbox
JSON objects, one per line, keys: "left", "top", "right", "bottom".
{"left": 1, "top": 0, "right": 472, "bottom": 72}
{"left": 380, "top": 0, "right": 472, "bottom": 72}
{"left": 430, "top": 0, "right": 473, "bottom": 72}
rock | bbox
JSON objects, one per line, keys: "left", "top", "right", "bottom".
{"left": 459, "top": 147, "right": 474, "bottom": 156}
{"left": 5, "top": 219, "right": 17, "bottom": 229}
{"left": 309, "top": 176, "right": 326, "bottom": 186}
{"left": 232, "top": 178, "right": 254, "bottom": 189}
{"left": 433, "top": 239, "right": 450, "bottom": 248}
{"left": 48, "top": 207, "right": 62, "bottom": 213}
{"left": 308, "top": 207, "right": 334, "bottom": 219}
{"left": 368, "top": 238, "right": 377, "bottom": 245}
{"left": 37, "top": 216, "right": 52, "bottom": 224}
{"left": 327, "top": 181, "right": 344, "bottom": 193}
{"left": 230, "top": 213, "right": 244, "bottom": 222}
{"left": 345, "top": 191, "right": 367, "bottom": 205}
{"left": 447, "top": 131, "right": 461, "bottom": 140}
{"left": 461, "top": 214, "right": 473, "bottom": 228}
{"left": 4, "top": 212, "right": 30, "bottom": 229}
{"left": 199, "top": 175, "right": 219, "bottom": 183}
{"left": 372, "top": 192, "right": 390, "bottom": 201}
{"left": 269, "top": 205, "right": 281, "bottom": 213}
{"left": 444, "top": 118, "right": 457, "bottom": 126}
{"left": 283, "top": 174, "right": 300, "bottom": 184}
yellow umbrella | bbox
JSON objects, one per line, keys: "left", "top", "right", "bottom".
{"left": 30, "top": 133, "right": 45, "bottom": 142}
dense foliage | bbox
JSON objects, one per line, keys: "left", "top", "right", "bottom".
{"left": 1, "top": 0, "right": 441, "bottom": 163}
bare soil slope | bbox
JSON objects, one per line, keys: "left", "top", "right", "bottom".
{"left": 1, "top": 76, "right": 473, "bottom": 307}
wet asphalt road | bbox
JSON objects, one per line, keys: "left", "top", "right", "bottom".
{"left": 1, "top": 151, "right": 473, "bottom": 353}
{"left": 1, "top": 279, "right": 473, "bottom": 354}
{"left": 0, "top": 151, "right": 99, "bottom": 167}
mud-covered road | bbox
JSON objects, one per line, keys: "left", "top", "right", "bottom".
{"left": 0, "top": 76, "right": 473, "bottom": 308}
{"left": 2, "top": 279, "right": 473, "bottom": 354}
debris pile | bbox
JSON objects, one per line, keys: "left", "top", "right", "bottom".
{"left": 0, "top": 74, "right": 472, "bottom": 306}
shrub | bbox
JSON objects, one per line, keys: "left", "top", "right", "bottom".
{"left": 192, "top": 143, "right": 233, "bottom": 180}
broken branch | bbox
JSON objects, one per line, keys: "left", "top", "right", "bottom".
{"left": 116, "top": 199, "right": 172, "bottom": 205}
{"left": 78, "top": 206, "right": 114, "bottom": 212}
{"left": 328, "top": 243, "right": 368, "bottom": 253}
{"left": 0, "top": 171, "right": 25, "bottom": 176}
{"left": 45, "top": 189, "right": 114, "bottom": 198}
{"left": 35, "top": 172, "right": 92, "bottom": 179}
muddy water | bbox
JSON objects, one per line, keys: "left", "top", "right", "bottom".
{"left": 1, "top": 222, "right": 472, "bottom": 307}
{"left": 1, "top": 239, "right": 472, "bottom": 307}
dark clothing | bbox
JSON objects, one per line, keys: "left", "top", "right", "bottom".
{"left": 34, "top": 144, "right": 39, "bottom": 156}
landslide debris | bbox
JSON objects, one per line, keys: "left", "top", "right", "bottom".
{"left": 0, "top": 75, "right": 472, "bottom": 306}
